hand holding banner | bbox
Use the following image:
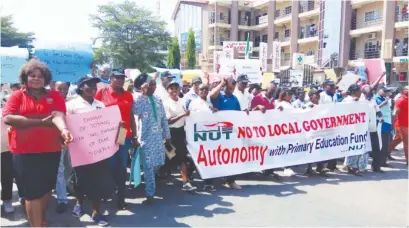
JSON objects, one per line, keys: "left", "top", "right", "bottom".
{"left": 66, "top": 106, "right": 121, "bottom": 167}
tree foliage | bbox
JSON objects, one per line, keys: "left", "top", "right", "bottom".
{"left": 90, "top": 1, "right": 171, "bottom": 72}
{"left": 1, "top": 15, "right": 35, "bottom": 47}
{"left": 186, "top": 29, "right": 196, "bottom": 69}
{"left": 167, "top": 36, "right": 181, "bottom": 69}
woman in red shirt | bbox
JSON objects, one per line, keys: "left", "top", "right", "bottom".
{"left": 2, "top": 59, "right": 72, "bottom": 227}
{"left": 95, "top": 70, "right": 137, "bottom": 210}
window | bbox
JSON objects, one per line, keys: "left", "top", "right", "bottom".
{"left": 262, "top": 34, "right": 268, "bottom": 43}
{"left": 364, "top": 41, "right": 380, "bottom": 59}
{"left": 285, "top": 29, "right": 291, "bottom": 37}
{"left": 275, "top": 10, "right": 280, "bottom": 17}
{"left": 220, "top": 12, "right": 224, "bottom": 20}
{"left": 255, "top": 36, "right": 261, "bottom": 47}
{"left": 364, "top": 11, "right": 381, "bottom": 22}
{"left": 274, "top": 32, "right": 279, "bottom": 39}
{"left": 285, "top": 6, "right": 292, "bottom": 15}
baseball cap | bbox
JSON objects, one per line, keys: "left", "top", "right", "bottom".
{"left": 237, "top": 74, "right": 250, "bottom": 83}
{"left": 111, "top": 69, "right": 126, "bottom": 77}
{"left": 77, "top": 75, "right": 101, "bottom": 87}
{"left": 191, "top": 76, "right": 202, "bottom": 85}
{"left": 308, "top": 88, "right": 320, "bottom": 97}
{"left": 160, "top": 71, "right": 175, "bottom": 78}
{"left": 323, "top": 79, "right": 335, "bottom": 86}
{"left": 166, "top": 80, "right": 179, "bottom": 89}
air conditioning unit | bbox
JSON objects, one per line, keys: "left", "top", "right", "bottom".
{"left": 368, "top": 33, "right": 376, "bottom": 39}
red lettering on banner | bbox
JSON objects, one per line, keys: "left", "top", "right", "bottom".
{"left": 197, "top": 145, "right": 208, "bottom": 166}
{"left": 238, "top": 127, "right": 246, "bottom": 138}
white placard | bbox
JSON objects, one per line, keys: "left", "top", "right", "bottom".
{"left": 219, "top": 59, "right": 262, "bottom": 83}
{"left": 259, "top": 42, "right": 268, "bottom": 72}
{"left": 272, "top": 41, "right": 281, "bottom": 73}
{"left": 289, "top": 70, "right": 304, "bottom": 87}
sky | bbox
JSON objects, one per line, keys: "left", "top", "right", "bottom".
{"left": 1, "top": 0, "right": 177, "bottom": 44}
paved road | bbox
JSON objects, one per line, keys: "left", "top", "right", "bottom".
{"left": 2, "top": 146, "right": 408, "bottom": 227}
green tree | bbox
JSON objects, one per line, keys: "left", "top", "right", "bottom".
{"left": 90, "top": 1, "right": 171, "bottom": 72}
{"left": 167, "top": 36, "right": 181, "bottom": 69}
{"left": 186, "top": 29, "right": 196, "bottom": 69}
{"left": 1, "top": 15, "right": 35, "bottom": 47}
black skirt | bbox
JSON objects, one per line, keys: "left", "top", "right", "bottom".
{"left": 74, "top": 158, "right": 115, "bottom": 201}
{"left": 170, "top": 127, "right": 189, "bottom": 164}
{"left": 13, "top": 152, "right": 61, "bottom": 200}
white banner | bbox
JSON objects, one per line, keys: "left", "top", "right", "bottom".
{"left": 259, "top": 42, "right": 267, "bottom": 72}
{"left": 222, "top": 48, "right": 234, "bottom": 60}
{"left": 272, "top": 41, "right": 281, "bottom": 73}
{"left": 219, "top": 59, "right": 262, "bottom": 83}
{"left": 223, "top": 41, "right": 253, "bottom": 53}
{"left": 186, "top": 103, "right": 371, "bottom": 179}
{"left": 213, "top": 51, "right": 222, "bottom": 73}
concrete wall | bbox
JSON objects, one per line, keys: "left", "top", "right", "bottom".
{"left": 355, "top": 1, "right": 383, "bottom": 28}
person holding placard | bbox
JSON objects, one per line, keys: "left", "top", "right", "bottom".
{"left": 67, "top": 76, "right": 115, "bottom": 227}
{"left": 2, "top": 59, "right": 73, "bottom": 227}
{"left": 133, "top": 75, "right": 171, "bottom": 205}
{"left": 95, "top": 70, "right": 137, "bottom": 210}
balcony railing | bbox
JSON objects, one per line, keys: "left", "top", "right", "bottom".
{"left": 275, "top": 7, "right": 292, "bottom": 19}
{"left": 209, "top": 37, "right": 228, "bottom": 46}
{"left": 281, "top": 53, "right": 291, "bottom": 66}
{"left": 239, "top": 18, "right": 252, "bottom": 26}
{"left": 350, "top": 48, "right": 381, "bottom": 60}
{"left": 254, "top": 14, "right": 268, "bottom": 25}
{"left": 276, "top": 35, "right": 291, "bottom": 42}
{"left": 209, "top": 17, "right": 230, "bottom": 24}
{"left": 396, "top": 13, "right": 409, "bottom": 22}
{"left": 299, "top": 26, "right": 318, "bottom": 39}
{"left": 395, "top": 45, "right": 408, "bottom": 57}
{"left": 299, "top": 1, "right": 319, "bottom": 13}
{"left": 351, "top": 16, "right": 383, "bottom": 30}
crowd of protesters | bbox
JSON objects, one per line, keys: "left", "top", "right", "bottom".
{"left": 1, "top": 59, "right": 407, "bottom": 227}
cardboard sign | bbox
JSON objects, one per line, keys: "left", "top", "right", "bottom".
{"left": 66, "top": 106, "right": 121, "bottom": 167}
{"left": 219, "top": 59, "right": 262, "bottom": 83}
{"left": 0, "top": 47, "right": 28, "bottom": 83}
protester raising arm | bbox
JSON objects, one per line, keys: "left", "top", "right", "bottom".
{"left": 370, "top": 72, "right": 386, "bottom": 90}
{"left": 209, "top": 78, "right": 226, "bottom": 99}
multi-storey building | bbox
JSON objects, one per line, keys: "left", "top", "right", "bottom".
{"left": 339, "top": 0, "right": 408, "bottom": 83}
{"left": 172, "top": 0, "right": 408, "bottom": 83}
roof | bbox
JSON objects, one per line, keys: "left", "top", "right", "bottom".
{"left": 171, "top": 0, "right": 208, "bottom": 20}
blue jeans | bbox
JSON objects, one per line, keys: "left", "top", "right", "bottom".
{"left": 110, "top": 138, "right": 132, "bottom": 203}
{"left": 55, "top": 148, "right": 68, "bottom": 204}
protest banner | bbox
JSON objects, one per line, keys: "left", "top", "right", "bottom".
{"left": 0, "top": 47, "right": 28, "bottom": 83}
{"left": 272, "top": 41, "right": 281, "bottom": 73}
{"left": 66, "top": 106, "right": 121, "bottom": 167}
{"left": 186, "top": 103, "right": 371, "bottom": 179}
{"left": 219, "top": 59, "right": 262, "bottom": 83}
{"left": 34, "top": 42, "right": 93, "bottom": 83}
{"left": 223, "top": 41, "right": 253, "bottom": 53}
{"left": 259, "top": 42, "right": 267, "bottom": 72}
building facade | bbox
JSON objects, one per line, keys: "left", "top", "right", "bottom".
{"left": 172, "top": 0, "right": 408, "bottom": 79}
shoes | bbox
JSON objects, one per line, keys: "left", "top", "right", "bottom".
{"left": 142, "top": 196, "right": 154, "bottom": 206}
{"left": 117, "top": 201, "right": 127, "bottom": 210}
{"left": 203, "top": 184, "right": 216, "bottom": 192}
{"left": 226, "top": 181, "right": 242, "bottom": 190}
{"left": 56, "top": 202, "right": 68, "bottom": 213}
{"left": 3, "top": 200, "right": 15, "bottom": 213}
{"left": 92, "top": 213, "right": 109, "bottom": 227}
{"left": 284, "top": 168, "right": 296, "bottom": 176}
{"left": 72, "top": 204, "right": 84, "bottom": 218}
{"left": 182, "top": 182, "right": 197, "bottom": 192}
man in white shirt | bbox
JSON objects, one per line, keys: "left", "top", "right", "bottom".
{"left": 233, "top": 74, "right": 252, "bottom": 111}
{"left": 189, "top": 84, "right": 215, "bottom": 112}
{"left": 319, "top": 79, "right": 339, "bottom": 171}
{"left": 293, "top": 88, "right": 308, "bottom": 109}
{"left": 154, "top": 71, "right": 175, "bottom": 101}
{"left": 361, "top": 85, "right": 384, "bottom": 172}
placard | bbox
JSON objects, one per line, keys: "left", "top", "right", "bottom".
{"left": 219, "top": 59, "right": 262, "bottom": 83}
{"left": 66, "top": 106, "right": 121, "bottom": 167}
{"left": 0, "top": 47, "right": 28, "bottom": 83}
{"left": 34, "top": 42, "right": 93, "bottom": 83}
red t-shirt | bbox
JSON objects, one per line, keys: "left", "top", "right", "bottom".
{"left": 395, "top": 94, "right": 408, "bottom": 128}
{"left": 2, "top": 88, "right": 66, "bottom": 154}
{"left": 251, "top": 93, "right": 275, "bottom": 110}
{"left": 95, "top": 86, "right": 134, "bottom": 137}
